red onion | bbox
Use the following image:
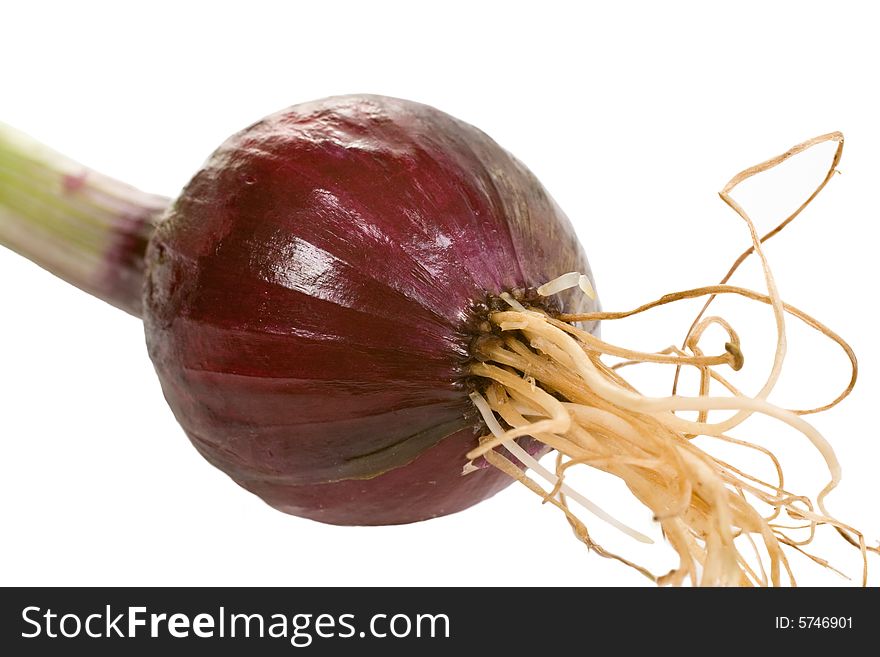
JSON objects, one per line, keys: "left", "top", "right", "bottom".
{"left": 2, "top": 98, "right": 872, "bottom": 585}
{"left": 143, "top": 95, "right": 596, "bottom": 525}
{"left": 0, "top": 95, "right": 595, "bottom": 525}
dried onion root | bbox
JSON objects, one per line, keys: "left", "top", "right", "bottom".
{"left": 467, "top": 132, "right": 877, "bottom": 587}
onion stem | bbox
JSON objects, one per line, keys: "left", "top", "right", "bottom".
{"left": 0, "top": 124, "right": 169, "bottom": 316}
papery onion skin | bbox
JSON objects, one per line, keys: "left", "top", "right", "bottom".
{"left": 143, "top": 95, "right": 597, "bottom": 525}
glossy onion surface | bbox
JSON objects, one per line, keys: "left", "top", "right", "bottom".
{"left": 143, "top": 95, "right": 596, "bottom": 525}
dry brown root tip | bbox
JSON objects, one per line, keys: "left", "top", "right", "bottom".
{"left": 469, "top": 132, "right": 874, "bottom": 587}
{"left": 724, "top": 342, "right": 744, "bottom": 371}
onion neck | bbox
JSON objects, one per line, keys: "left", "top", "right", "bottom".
{"left": 0, "top": 123, "right": 170, "bottom": 317}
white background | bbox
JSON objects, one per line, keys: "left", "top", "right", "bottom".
{"left": 1, "top": 1, "right": 878, "bottom": 587}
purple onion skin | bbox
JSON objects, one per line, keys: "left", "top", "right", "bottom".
{"left": 144, "top": 95, "right": 596, "bottom": 525}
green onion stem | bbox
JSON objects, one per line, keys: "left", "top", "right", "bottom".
{"left": 0, "top": 124, "right": 169, "bottom": 316}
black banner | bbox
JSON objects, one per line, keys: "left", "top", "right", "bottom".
{"left": 0, "top": 587, "right": 875, "bottom": 654}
